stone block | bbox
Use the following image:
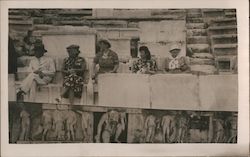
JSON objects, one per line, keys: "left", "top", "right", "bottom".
{"left": 128, "top": 22, "right": 139, "bottom": 28}
{"left": 190, "top": 65, "right": 216, "bottom": 74}
{"left": 113, "top": 9, "right": 151, "bottom": 18}
{"left": 187, "top": 17, "right": 204, "bottom": 23}
{"left": 97, "top": 29, "right": 120, "bottom": 39}
{"left": 186, "top": 23, "right": 206, "bottom": 29}
{"left": 119, "top": 29, "right": 139, "bottom": 38}
{"left": 208, "top": 26, "right": 237, "bottom": 35}
{"left": 93, "top": 9, "right": 114, "bottom": 17}
{"left": 199, "top": 75, "right": 238, "bottom": 111}
{"left": 211, "top": 34, "right": 237, "bottom": 45}
{"left": 98, "top": 74, "right": 151, "bottom": 108}
{"left": 212, "top": 44, "right": 237, "bottom": 56}
{"left": 150, "top": 74, "right": 199, "bottom": 110}
{"left": 192, "top": 53, "right": 214, "bottom": 59}
{"left": 202, "top": 9, "right": 225, "bottom": 18}
{"left": 92, "top": 20, "right": 128, "bottom": 28}
{"left": 209, "top": 17, "right": 237, "bottom": 27}
{"left": 42, "top": 34, "right": 96, "bottom": 58}
{"left": 139, "top": 20, "right": 186, "bottom": 43}
{"left": 187, "top": 29, "right": 207, "bottom": 37}
{"left": 187, "top": 36, "right": 208, "bottom": 44}
{"left": 109, "top": 38, "right": 131, "bottom": 58}
{"left": 187, "top": 44, "right": 210, "bottom": 53}
{"left": 187, "top": 13, "right": 202, "bottom": 18}
{"left": 190, "top": 58, "right": 215, "bottom": 65}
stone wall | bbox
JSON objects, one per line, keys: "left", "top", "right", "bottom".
{"left": 9, "top": 9, "right": 237, "bottom": 75}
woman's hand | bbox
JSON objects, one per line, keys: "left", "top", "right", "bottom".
{"left": 69, "top": 69, "right": 76, "bottom": 74}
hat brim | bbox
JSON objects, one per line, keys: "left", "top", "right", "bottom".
{"left": 98, "top": 40, "right": 111, "bottom": 48}
{"left": 169, "top": 48, "right": 181, "bottom": 53}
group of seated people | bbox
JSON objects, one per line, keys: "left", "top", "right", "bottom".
{"left": 16, "top": 39, "right": 189, "bottom": 103}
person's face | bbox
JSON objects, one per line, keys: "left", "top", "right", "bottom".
{"left": 139, "top": 50, "right": 146, "bottom": 59}
{"left": 68, "top": 49, "right": 79, "bottom": 57}
{"left": 34, "top": 50, "right": 44, "bottom": 58}
{"left": 99, "top": 42, "right": 108, "bottom": 51}
{"left": 170, "top": 49, "right": 180, "bottom": 58}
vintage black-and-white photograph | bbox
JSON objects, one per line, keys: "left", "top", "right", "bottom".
{"left": 8, "top": 8, "right": 238, "bottom": 144}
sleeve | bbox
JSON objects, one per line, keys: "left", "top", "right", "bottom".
{"left": 42, "top": 58, "right": 56, "bottom": 76}
{"left": 112, "top": 52, "right": 119, "bottom": 65}
{"left": 93, "top": 54, "right": 100, "bottom": 64}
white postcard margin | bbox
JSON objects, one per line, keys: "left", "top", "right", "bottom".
{"left": 1, "top": 0, "right": 249, "bottom": 156}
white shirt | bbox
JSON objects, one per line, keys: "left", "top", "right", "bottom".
{"left": 28, "top": 55, "right": 56, "bottom": 76}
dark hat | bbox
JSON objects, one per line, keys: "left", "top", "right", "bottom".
{"left": 67, "top": 44, "right": 80, "bottom": 50}
{"left": 34, "top": 43, "right": 47, "bottom": 53}
{"left": 98, "top": 39, "right": 111, "bottom": 48}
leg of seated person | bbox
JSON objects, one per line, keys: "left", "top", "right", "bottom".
{"left": 68, "top": 89, "right": 74, "bottom": 105}
{"left": 19, "top": 73, "right": 36, "bottom": 93}
{"left": 29, "top": 74, "right": 49, "bottom": 102}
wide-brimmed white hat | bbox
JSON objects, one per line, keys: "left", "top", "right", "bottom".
{"left": 169, "top": 44, "right": 181, "bottom": 52}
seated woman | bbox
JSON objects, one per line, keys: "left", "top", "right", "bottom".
{"left": 57, "top": 45, "right": 88, "bottom": 105}
{"left": 92, "top": 39, "right": 119, "bottom": 80}
{"left": 131, "top": 46, "right": 157, "bottom": 74}
{"left": 165, "top": 44, "right": 189, "bottom": 73}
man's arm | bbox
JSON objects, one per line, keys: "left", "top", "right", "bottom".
{"left": 42, "top": 58, "right": 56, "bottom": 77}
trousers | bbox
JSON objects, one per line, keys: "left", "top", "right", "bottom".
{"left": 20, "top": 73, "right": 52, "bottom": 101}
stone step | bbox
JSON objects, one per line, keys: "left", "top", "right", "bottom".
{"left": 212, "top": 44, "right": 237, "bottom": 56}
{"left": 9, "top": 20, "right": 33, "bottom": 25}
{"left": 225, "top": 12, "right": 236, "bottom": 18}
{"left": 186, "top": 9, "right": 202, "bottom": 13}
{"left": 128, "top": 22, "right": 139, "bottom": 28}
{"left": 187, "top": 13, "right": 202, "bottom": 18}
{"left": 9, "top": 20, "right": 33, "bottom": 31}
{"left": 58, "top": 10, "right": 92, "bottom": 16}
{"left": 91, "top": 20, "right": 128, "bottom": 28}
{"left": 151, "top": 9, "right": 186, "bottom": 16}
{"left": 202, "top": 9, "right": 225, "bottom": 17}
{"left": 9, "top": 15, "right": 30, "bottom": 21}
{"left": 187, "top": 36, "right": 209, "bottom": 44}
{"left": 224, "top": 9, "right": 236, "bottom": 13}
{"left": 186, "top": 23, "right": 207, "bottom": 29}
{"left": 211, "top": 34, "right": 237, "bottom": 44}
{"left": 33, "top": 24, "right": 55, "bottom": 30}
{"left": 190, "top": 58, "right": 215, "bottom": 65}
{"left": 192, "top": 53, "right": 214, "bottom": 59}
{"left": 186, "top": 17, "right": 204, "bottom": 23}
{"left": 9, "top": 9, "right": 30, "bottom": 16}
{"left": 208, "top": 25, "right": 237, "bottom": 35}
{"left": 187, "top": 44, "right": 210, "bottom": 53}
{"left": 209, "top": 17, "right": 237, "bottom": 26}
{"left": 187, "top": 29, "right": 207, "bottom": 37}
{"left": 57, "top": 20, "right": 91, "bottom": 26}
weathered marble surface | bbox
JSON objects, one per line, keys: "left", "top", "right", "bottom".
{"left": 150, "top": 74, "right": 199, "bottom": 110}
{"left": 98, "top": 74, "right": 151, "bottom": 108}
{"left": 42, "top": 34, "right": 96, "bottom": 58}
{"left": 199, "top": 75, "right": 238, "bottom": 111}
